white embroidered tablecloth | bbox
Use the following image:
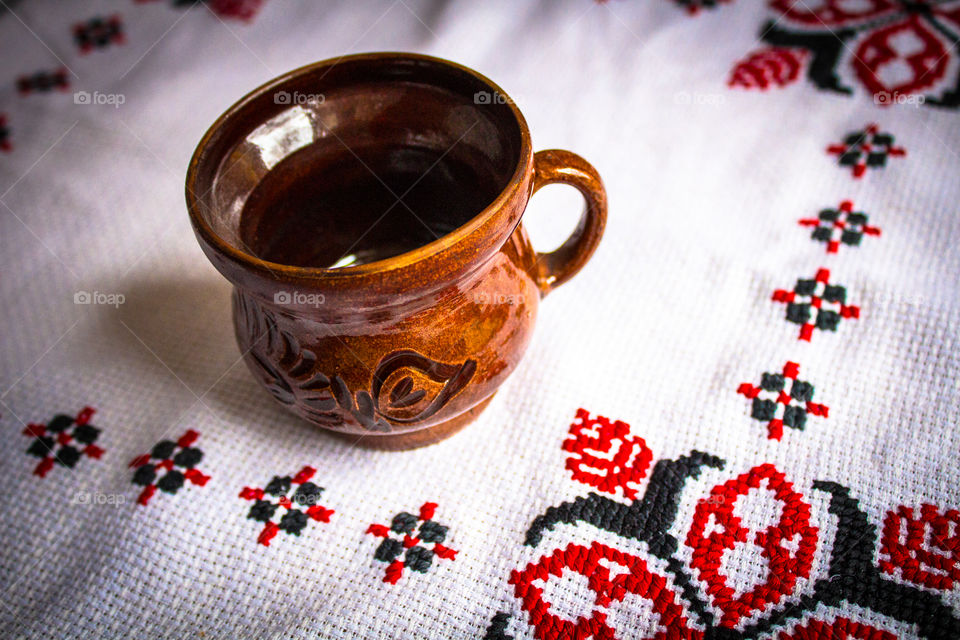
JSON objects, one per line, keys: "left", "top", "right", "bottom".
{"left": 2, "top": 1, "right": 959, "bottom": 638}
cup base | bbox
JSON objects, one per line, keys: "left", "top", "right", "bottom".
{"left": 323, "top": 394, "right": 496, "bottom": 451}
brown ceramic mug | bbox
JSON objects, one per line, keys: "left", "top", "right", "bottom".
{"left": 186, "top": 53, "right": 606, "bottom": 449}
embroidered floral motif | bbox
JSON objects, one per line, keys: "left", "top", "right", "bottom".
{"left": 238, "top": 466, "right": 333, "bottom": 546}
{"left": 509, "top": 541, "right": 701, "bottom": 639}
{"left": 562, "top": 408, "right": 653, "bottom": 499}
{"left": 525, "top": 444, "right": 726, "bottom": 628}
{"left": 737, "top": 362, "right": 829, "bottom": 440}
{"left": 129, "top": 429, "right": 210, "bottom": 506}
{"left": 486, "top": 411, "right": 960, "bottom": 639}
{"left": 879, "top": 503, "right": 960, "bottom": 591}
{"left": 685, "top": 463, "right": 819, "bottom": 628}
{"left": 827, "top": 124, "right": 906, "bottom": 178}
{"left": 366, "top": 502, "right": 457, "bottom": 584}
{"left": 800, "top": 482, "right": 960, "bottom": 640}
{"left": 73, "top": 15, "right": 125, "bottom": 53}
{"left": 799, "top": 200, "right": 881, "bottom": 254}
{"left": 23, "top": 406, "right": 104, "bottom": 477}
{"left": 772, "top": 268, "right": 860, "bottom": 341}
{"left": 734, "top": 2, "right": 960, "bottom": 108}
{"left": 729, "top": 47, "right": 808, "bottom": 89}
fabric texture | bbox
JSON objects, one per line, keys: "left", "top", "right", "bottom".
{"left": 1, "top": 1, "right": 959, "bottom": 638}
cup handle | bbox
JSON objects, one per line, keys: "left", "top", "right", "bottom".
{"left": 529, "top": 149, "right": 607, "bottom": 297}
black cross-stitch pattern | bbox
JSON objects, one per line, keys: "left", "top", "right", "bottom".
{"left": 238, "top": 466, "right": 333, "bottom": 546}
{"left": 73, "top": 15, "right": 125, "bottom": 53}
{"left": 129, "top": 430, "right": 209, "bottom": 506}
{"left": 487, "top": 447, "right": 960, "bottom": 639}
{"left": 366, "top": 502, "right": 457, "bottom": 584}
{"left": 737, "top": 362, "right": 829, "bottom": 440}
{"left": 17, "top": 69, "right": 69, "bottom": 95}
{"left": 772, "top": 268, "right": 860, "bottom": 341}
{"left": 483, "top": 613, "right": 513, "bottom": 640}
{"left": 22, "top": 407, "right": 104, "bottom": 478}
{"left": 799, "top": 200, "right": 881, "bottom": 254}
{"left": 742, "top": 482, "right": 960, "bottom": 640}
{"left": 827, "top": 124, "right": 906, "bottom": 177}
{"left": 758, "top": 11, "right": 960, "bottom": 110}
{"left": 523, "top": 451, "right": 725, "bottom": 627}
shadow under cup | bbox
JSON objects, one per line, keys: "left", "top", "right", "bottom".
{"left": 196, "top": 57, "right": 524, "bottom": 270}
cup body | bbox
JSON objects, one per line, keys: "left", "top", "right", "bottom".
{"left": 186, "top": 53, "right": 605, "bottom": 448}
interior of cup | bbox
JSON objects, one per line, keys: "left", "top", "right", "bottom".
{"left": 191, "top": 54, "right": 524, "bottom": 270}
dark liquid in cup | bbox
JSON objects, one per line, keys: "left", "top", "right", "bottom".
{"left": 239, "top": 142, "right": 503, "bottom": 269}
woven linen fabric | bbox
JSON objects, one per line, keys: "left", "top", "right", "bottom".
{"left": 2, "top": 0, "right": 959, "bottom": 638}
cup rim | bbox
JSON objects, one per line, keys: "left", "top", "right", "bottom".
{"left": 185, "top": 51, "right": 533, "bottom": 284}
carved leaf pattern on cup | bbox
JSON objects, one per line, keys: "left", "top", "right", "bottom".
{"left": 234, "top": 291, "right": 477, "bottom": 432}
{"left": 389, "top": 376, "right": 425, "bottom": 408}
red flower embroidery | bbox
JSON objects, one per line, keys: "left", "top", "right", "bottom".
{"left": 853, "top": 15, "right": 951, "bottom": 99}
{"left": 728, "top": 47, "right": 808, "bottom": 89}
{"left": 734, "top": 1, "right": 960, "bottom": 108}
{"left": 563, "top": 409, "right": 653, "bottom": 500}
{"left": 879, "top": 504, "right": 960, "bottom": 591}
{"left": 208, "top": 0, "right": 265, "bottom": 21}
{"left": 509, "top": 541, "right": 702, "bottom": 639}
{"left": 685, "top": 464, "right": 818, "bottom": 628}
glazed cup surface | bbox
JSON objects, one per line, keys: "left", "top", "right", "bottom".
{"left": 186, "top": 53, "right": 606, "bottom": 449}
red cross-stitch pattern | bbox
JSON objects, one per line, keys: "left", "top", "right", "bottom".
{"left": 509, "top": 540, "right": 702, "bottom": 639}
{"left": 879, "top": 504, "right": 960, "bottom": 591}
{"left": 685, "top": 464, "right": 818, "bottom": 629}
{"left": 728, "top": 47, "right": 807, "bottom": 89}
{"left": 562, "top": 408, "right": 653, "bottom": 500}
